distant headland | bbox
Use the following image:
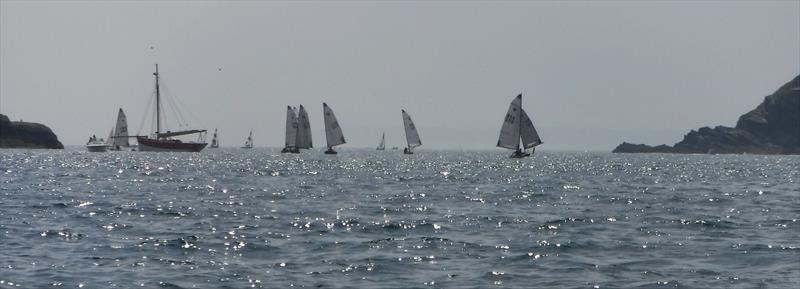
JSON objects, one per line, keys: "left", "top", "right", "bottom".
{"left": 614, "top": 75, "right": 800, "bottom": 155}
{"left": 0, "top": 114, "right": 64, "bottom": 149}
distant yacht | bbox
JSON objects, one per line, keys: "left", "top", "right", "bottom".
{"left": 401, "top": 109, "right": 422, "bottom": 154}
{"left": 323, "top": 103, "right": 346, "bottom": 154}
{"left": 376, "top": 132, "right": 386, "bottom": 150}
{"left": 241, "top": 130, "right": 253, "bottom": 149}
{"left": 497, "top": 94, "right": 542, "bottom": 158}
{"left": 86, "top": 134, "right": 108, "bottom": 152}
{"left": 209, "top": 129, "right": 219, "bottom": 148}
{"left": 136, "top": 64, "right": 208, "bottom": 152}
{"left": 109, "top": 108, "right": 132, "bottom": 151}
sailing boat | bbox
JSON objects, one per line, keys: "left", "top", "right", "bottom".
{"left": 209, "top": 129, "right": 219, "bottom": 148}
{"left": 376, "top": 132, "right": 386, "bottom": 150}
{"left": 497, "top": 94, "right": 542, "bottom": 158}
{"left": 322, "top": 103, "right": 346, "bottom": 154}
{"left": 109, "top": 108, "right": 131, "bottom": 151}
{"left": 401, "top": 109, "right": 422, "bottom": 154}
{"left": 295, "top": 105, "right": 313, "bottom": 152}
{"left": 136, "top": 64, "right": 208, "bottom": 152}
{"left": 241, "top": 130, "right": 253, "bottom": 149}
{"left": 281, "top": 106, "right": 299, "bottom": 153}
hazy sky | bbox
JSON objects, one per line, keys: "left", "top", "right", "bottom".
{"left": 1, "top": 0, "right": 798, "bottom": 150}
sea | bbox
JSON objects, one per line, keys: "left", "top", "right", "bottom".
{"left": 0, "top": 148, "right": 798, "bottom": 288}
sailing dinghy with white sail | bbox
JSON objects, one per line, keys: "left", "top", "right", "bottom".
{"left": 294, "top": 105, "right": 313, "bottom": 153}
{"left": 401, "top": 109, "right": 422, "bottom": 154}
{"left": 281, "top": 106, "right": 299, "bottom": 153}
{"left": 241, "top": 130, "right": 253, "bottom": 149}
{"left": 209, "top": 129, "right": 219, "bottom": 148}
{"left": 322, "top": 103, "right": 346, "bottom": 154}
{"left": 109, "top": 108, "right": 132, "bottom": 151}
{"left": 376, "top": 132, "right": 386, "bottom": 150}
{"left": 497, "top": 94, "right": 542, "bottom": 158}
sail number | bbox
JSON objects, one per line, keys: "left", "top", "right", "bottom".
{"left": 504, "top": 114, "right": 516, "bottom": 124}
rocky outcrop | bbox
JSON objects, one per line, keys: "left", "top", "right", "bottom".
{"left": 613, "top": 75, "right": 800, "bottom": 154}
{"left": 0, "top": 114, "right": 64, "bottom": 149}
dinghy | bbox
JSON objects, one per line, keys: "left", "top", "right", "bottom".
{"left": 322, "top": 103, "right": 346, "bottom": 154}
{"left": 401, "top": 109, "right": 422, "bottom": 154}
{"left": 497, "top": 94, "right": 542, "bottom": 158}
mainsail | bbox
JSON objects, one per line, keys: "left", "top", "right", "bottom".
{"left": 243, "top": 130, "right": 253, "bottom": 148}
{"left": 284, "top": 106, "right": 298, "bottom": 149}
{"left": 520, "top": 109, "right": 542, "bottom": 149}
{"left": 295, "top": 105, "right": 312, "bottom": 149}
{"left": 210, "top": 129, "right": 219, "bottom": 148}
{"left": 106, "top": 127, "right": 114, "bottom": 146}
{"left": 113, "top": 108, "right": 130, "bottom": 147}
{"left": 323, "top": 103, "right": 346, "bottom": 148}
{"left": 402, "top": 109, "right": 421, "bottom": 148}
{"left": 497, "top": 94, "right": 522, "bottom": 150}
{"left": 376, "top": 132, "right": 386, "bottom": 150}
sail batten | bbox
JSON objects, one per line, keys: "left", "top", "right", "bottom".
{"left": 402, "top": 110, "right": 422, "bottom": 148}
{"left": 323, "top": 103, "right": 346, "bottom": 148}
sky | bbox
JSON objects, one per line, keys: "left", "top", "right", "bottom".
{"left": 1, "top": 0, "right": 798, "bottom": 150}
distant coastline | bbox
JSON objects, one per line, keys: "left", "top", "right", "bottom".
{"left": 613, "top": 75, "right": 800, "bottom": 155}
{"left": 0, "top": 114, "right": 64, "bottom": 149}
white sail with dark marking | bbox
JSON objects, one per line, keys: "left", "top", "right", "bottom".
{"left": 295, "top": 105, "right": 312, "bottom": 149}
{"left": 113, "top": 108, "right": 130, "bottom": 147}
{"left": 402, "top": 109, "right": 421, "bottom": 148}
{"left": 323, "top": 103, "right": 346, "bottom": 148}
{"left": 497, "top": 94, "right": 522, "bottom": 150}
{"left": 284, "top": 106, "right": 298, "bottom": 149}
{"left": 520, "top": 109, "right": 542, "bottom": 149}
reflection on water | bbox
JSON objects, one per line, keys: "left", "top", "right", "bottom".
{"left": 0, "top": 149, "right": 798, "bottom": 288}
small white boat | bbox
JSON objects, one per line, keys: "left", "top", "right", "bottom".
{"left": 241, "top": 130, "right": 253, "bottom": 149}
{"left": 322, "top": 103, "right": 346, "bottom": 155}
{"left": 497, "top": 94, "right": 542, "bottom": 158}
{"left": 109, "top": 108, "right": 132, "bottom": 151}
{"left": 401, "top": 109, "right": 422, "bottom": 154}
{"left": 86, "top": 135, "right": 108, "bottom": 152}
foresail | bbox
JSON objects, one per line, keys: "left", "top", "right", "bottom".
{"left": 402, "top": 110, "right": 422, "bottom": 147}
{"left": 285, "top": 106, "right": 297, "bottom": 148}
{"left": 106, "top": 127, "right": 114, "bottom": 145}
{"left": 323, "top": 103, "right": 346, "bottom": 147}
{"left": 497, "top": 94, "right": 522, "bottom": 150}
{"left": 114, "top": 108, "right": 130, "bottom": 147}
{"left": 520, "top": 109, "right": 542, "bottom": 149}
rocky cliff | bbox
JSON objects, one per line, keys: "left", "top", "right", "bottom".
{"left": 0, "top": 114, "right": 64, "bottom": 149}
{"left": 613, "top": 75, "right": 800, "bottom": 154}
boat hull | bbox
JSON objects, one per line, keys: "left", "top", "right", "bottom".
{"left": 86, "top": 144, "right": 108, "bottom": 152}
{"left": 137, "top": 137, "right": 207, "bottom": 152}
{"left": 324, "top": 148, "right": 338, "bottom": 155}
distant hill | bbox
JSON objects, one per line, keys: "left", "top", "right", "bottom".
{"left": 0, "top": 114, "right": 64, "bottom": 149}
{"left": 613, "top": 75, "right": 800, "bottom": 155}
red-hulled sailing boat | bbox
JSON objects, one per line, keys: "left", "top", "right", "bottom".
{"left": 136, "top": 64, "right": 208, "bottom": 152}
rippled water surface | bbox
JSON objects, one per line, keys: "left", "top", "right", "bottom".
{"left": 1, "top": 148, "right": 798, "bottom": 288}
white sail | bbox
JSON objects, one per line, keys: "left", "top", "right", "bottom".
{"left": 520, "top": 109, "right": 542, "bottom": 149}
{"left": 402, "top": 109, "right": 422, "bottom": 148}
{"left": 210, "top": 129, "right": 219, "bottom": 148}
{"left": 497, "top": 94, "right": 522, "bottom": 150}
{"left": 377, "top": 132, "right": 385, "bottom": 150}
{"left": 323, "top": 103, "right": 346, "bottom": 148}
{"left": 113, "top": 108, "right": 129, "bottom": 147}
{"left": 295, "top": 105, "right": 313, "bottom": 149}
{"left": 106, "top": 127, "right": 114, "bottom": 145}
{"left": 243, "top": 130, "right": 253, "bottom": 148}
{"left": 285, "top": 106, "right": 298, "bottom": 148}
